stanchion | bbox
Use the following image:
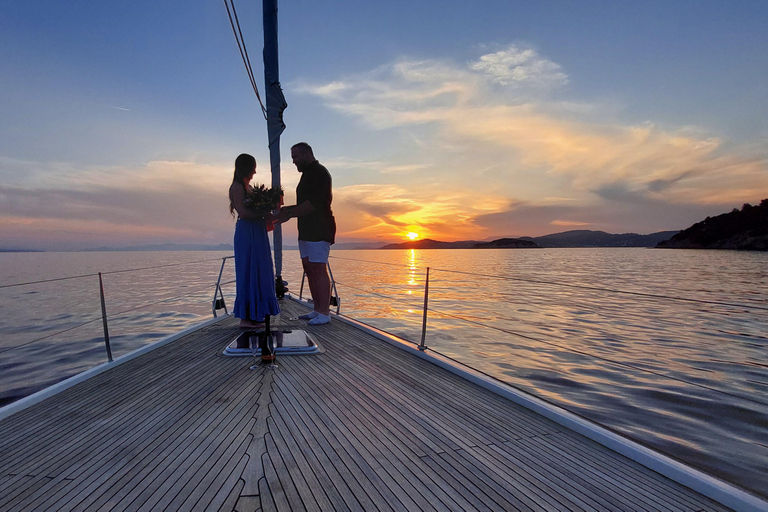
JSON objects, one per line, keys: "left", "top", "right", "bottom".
{"left": 98, "top": 272, "right": 113, "bottom": 362}
{"left": 419, "top": 267, "right": 430, "bottom": 351}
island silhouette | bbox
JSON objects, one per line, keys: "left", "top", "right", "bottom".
{"left": 380, "top": 230, "right": 679, "bottom": 250}
{"left": 657, "top": 198, "right": 768, "bottom": 251}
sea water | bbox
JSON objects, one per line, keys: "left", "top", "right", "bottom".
{"left": 0, "top": 248, "right": 766, "bottom": 497}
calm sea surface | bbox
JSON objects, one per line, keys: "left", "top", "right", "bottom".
{"left": 1, "top": 248, "right": 766, "bottom": 497}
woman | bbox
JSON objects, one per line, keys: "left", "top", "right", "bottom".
{"left": 229, "top": 153, "right": 280, "bottom": 329}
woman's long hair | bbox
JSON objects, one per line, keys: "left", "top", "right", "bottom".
{"left": 229, "top": 153, "right": 256, "bottom": 217}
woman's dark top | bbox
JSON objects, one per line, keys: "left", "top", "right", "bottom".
{"left": 296, "top": 160, "right": 336, "bottom": 244}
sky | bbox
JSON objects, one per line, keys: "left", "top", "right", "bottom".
{"left": 1, "top": 0, "right": 767, "bottom": 250}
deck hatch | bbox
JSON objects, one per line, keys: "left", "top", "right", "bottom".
{"left": 223, "top": 329, "right": 320, "bottom": 356}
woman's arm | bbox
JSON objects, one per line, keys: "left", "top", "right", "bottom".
{"left": 230, "top": 183, "right": 267, "bottom": 220}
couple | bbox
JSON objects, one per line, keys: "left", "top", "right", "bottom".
{"left": 228, "top": 142, "right": 336, "bottom": 330}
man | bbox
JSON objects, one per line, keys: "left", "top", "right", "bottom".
{"left": 279, "top": 142, "right": 336, "bottom": 325}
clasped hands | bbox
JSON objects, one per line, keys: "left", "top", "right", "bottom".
{"left": 266, "top": 206, "right": 295, "bottom": 225}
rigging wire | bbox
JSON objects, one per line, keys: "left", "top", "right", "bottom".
{"left": 0, "top": 257, "right": 225, "bottom": 290}
{"left": 224, "top": 0, "right": 267, "bottom": 119}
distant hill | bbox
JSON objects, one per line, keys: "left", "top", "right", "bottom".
{"left": 380, "top": 238, "right": 481, "bottom": 250}
{"left": 332, "top": 242, "right": 387, "bottom": 250}
{"left": 380, "top": 230, "right": 679, "bottom": 250}
{"left": 521, "top": 230, "right": 679, "bottom": 248}
{"left": 657, "top": 199, "right": 768, "bottom": 251}
{"left": 473, "top": 238, "right": 539, "bottom": 249}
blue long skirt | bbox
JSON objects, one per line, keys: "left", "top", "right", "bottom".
{"left": 233, "top": 219, "right": 280, "bottom": 321}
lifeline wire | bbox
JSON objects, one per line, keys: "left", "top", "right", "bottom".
{"left": 0, "top": 317, "right": 102, "bottom": 355}
{"left": 332, "top": 277, "right": 768, "bottom": 408}
{"left": 0, "top": 281, "right": 219, "bottom": 354}
{"left": 330, "top": 254, "right": 768, "bottom": 312}
{"left": 425, "top": 305, "right": 768, "bottom": 408}
{"left": 431, "top": 266, "right": 768, "bottom": 312}
{"left": 0, "top": 257, "right": 224, "bottom": 290}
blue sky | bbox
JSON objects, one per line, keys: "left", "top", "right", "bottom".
{"left": 1, "top": 0, "right": 767, "bottom": 249}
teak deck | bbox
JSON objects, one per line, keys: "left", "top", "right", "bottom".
{"left": 0, "top": 300, "right": 734, "bottom": 511}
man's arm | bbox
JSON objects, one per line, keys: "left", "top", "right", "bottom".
{"left": 278, "top": 200, "right": 315, "bottom": 223}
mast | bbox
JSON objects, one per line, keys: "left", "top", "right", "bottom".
{"left": 262, "top": 0, "right": 287, "bottom": 285}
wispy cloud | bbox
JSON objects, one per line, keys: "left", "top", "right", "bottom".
{"left": 0, "top": 159, "right": 243, "bottom": 249}
{"left": 550, "top": 219, "right": 591, "bottom": 227}
{"left": 295, "top": 43, "right": 768, "bottom": 236}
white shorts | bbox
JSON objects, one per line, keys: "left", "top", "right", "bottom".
{"left": 298, "top": 240, "right": 331, "bottom": 263}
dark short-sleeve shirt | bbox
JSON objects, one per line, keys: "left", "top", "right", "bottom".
{"left": 296, "top": 160, "right": 336, "bottom": 244}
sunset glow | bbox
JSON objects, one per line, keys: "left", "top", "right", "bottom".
{"left": 0, "top": 2, "right": 766, "bottom": 250}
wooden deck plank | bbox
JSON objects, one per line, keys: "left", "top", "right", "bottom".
{"left": 324, "top": 342, "right": 491, "bottom": 450}
{"left": 545, "top": 431, "right": 732, "bottom": 512}
{"left": 274, "top": 362, "right": 416, "bottom": 511}
{"left": 462, "top": 441, "right": 588, "bottom": 512}
{"left": 265, "top": 433, "right": 307, "bottom": 512}
{"left": 268, "top": 410, "right": 340, "bottom": 511}
{"left": 0, "top": 329, "right": 234, "bottom": 482}
{"left": 524, "top": 434, "right": 672, "bottom": 512}
{"left": 0, "top": 324, "right": 228, "bottom": 442}
{"left": 205, "top": 453, "right": 248, "bottom": 512}
{"left": 169, "top": 420, "right": 255, "bottom": 512}
{"left": 269, "top": 382, "right": 374, "bottom": 511}
{"left": 41, "top": 361, "right": 258, "bottom": 511}
{"left": 300, "top": 344, "right": 468, "bottom": 454}
{"left": 282, "top": 356, "right": 460, "bottom": 512}
{"left": 273, "top": 374, "right": 391, "bottom": 511}
{"left": 0, "top": 300, "right": 742, "bottom": 512}
{"left": 336, "top": 329, "right": 559, "bottom": 442}
{"left": 476, "top": 441, "right": 606, "bottom": 512}
{"left": 267, "top": 416, "right": 325, "bottom": 512}
{"left": 260, "top": 458, "right": 282, "bottom": 512}
{"left": 285, "top": 350, "right": 479, "bottom": 511}
{"left": 285, "top": 350, "right": 437, "bottom": 458}
{"left": 71, "top": 369, "right": 262, "bottom": 511}
{"left": 117, "top": 399, "right": 259, "bottom": 512}
{"left": 434, "top": 449, "right": 526, "bottom": 511}
{"left": 37, "top": 376, "right": 258, "bottom": 511}
{"left": 418, "top": 455, "right": 498, "bottom": 512}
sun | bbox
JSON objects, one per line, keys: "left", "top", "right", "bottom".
{"left": 406, "top": 232, "right": 419, "bottom": 240}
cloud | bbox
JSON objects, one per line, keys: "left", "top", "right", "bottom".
{"left": 550, "top": 220, "right": 591, "bottom": 227}
{"left": 0, "top": 159, "right": 242, "bottom": 249}
{"left": 295, "top": 43, "right": 768, "bottom": 235}
{"left": 324, "top": 157, "right": 431, "bottom": 175}
{"left": 333, "top": 184, "right": 510, "bottom": 240}
{"left": 469, "top": 45, "right": 568, "bottom": 89}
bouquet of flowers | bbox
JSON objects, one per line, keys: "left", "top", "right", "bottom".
{"left": 243, "top": 184, "right": 283, "bottom": 214}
